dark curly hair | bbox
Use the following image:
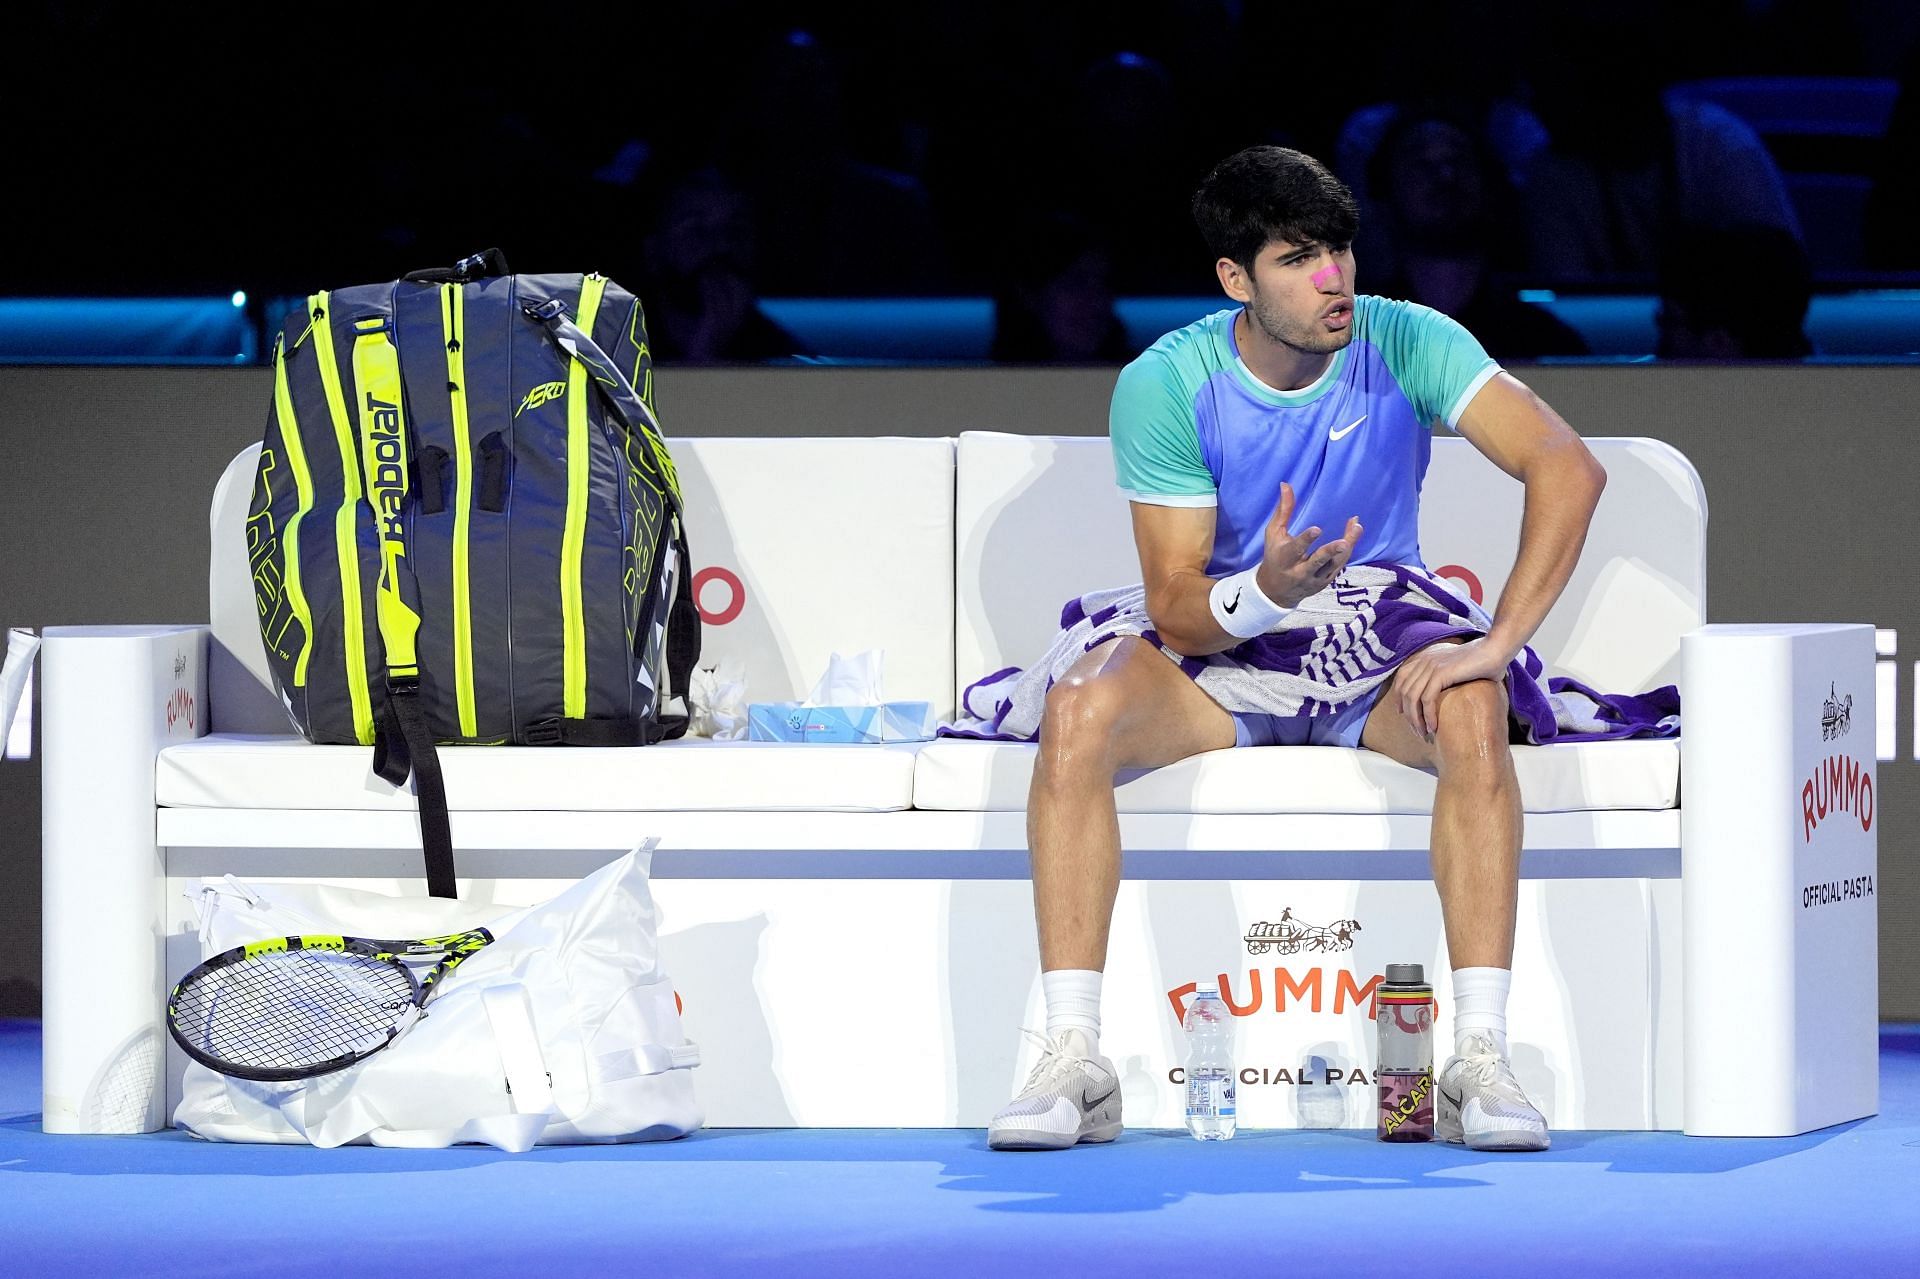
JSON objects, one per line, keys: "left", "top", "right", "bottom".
{"left": 1191, "top": 146, "right": 1360, "bottom": 272}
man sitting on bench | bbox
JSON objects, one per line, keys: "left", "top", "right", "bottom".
{"left": 984, "top": 146, "right": 1609, "bottom": 1153}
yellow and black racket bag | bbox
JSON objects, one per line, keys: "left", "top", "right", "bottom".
{"left": 250, "top": 250, "right": 699, "bottom": 895}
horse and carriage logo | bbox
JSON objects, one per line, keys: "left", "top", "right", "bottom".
{"left": 1244, "top": 908, "right": 1362, "bottom": 955}
{"left": 1820, "top": 682, "right": 1852, "bottom": 741}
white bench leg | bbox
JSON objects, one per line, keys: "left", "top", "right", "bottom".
{"left": 41, "top": 625, "right": 206, "bottom": 1133}
{"left": 1682, "top": 623, "right": 1878, "bottom": 1136}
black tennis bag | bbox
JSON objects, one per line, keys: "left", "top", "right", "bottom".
{"left": 251, "top": 250, "right": 699, "bottom": 895}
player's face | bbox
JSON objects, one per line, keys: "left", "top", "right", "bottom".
{"left": 1240, "top": 239, "right": 1356, "bottom": 355}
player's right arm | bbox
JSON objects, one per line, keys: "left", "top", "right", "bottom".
{"left": 1133, "top": 489, "right": 1361, "bottom": 657}
{"left": 1112, "top": 349, "right": 1358, "bottom": 658}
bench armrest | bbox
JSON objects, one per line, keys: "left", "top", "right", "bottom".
{"left": 41, "top": 624, "right": 207, "bottom": 1132}
{"left": 1681, "top": 622, "right": 1877, "bottom": 1136}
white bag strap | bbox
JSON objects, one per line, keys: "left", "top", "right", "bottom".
{"left": 1, "top": 627, "right": 39, "bottom": 749}
{"left": 594, "top": 1041, "right": 701, "bottom": 1084}
{"left": 483, "top": 984, "right": 554, "bottom": 1115}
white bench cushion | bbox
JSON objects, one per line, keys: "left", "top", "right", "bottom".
{"left": 912, "top": 739, "right": 1679, "bottom": 814}
{"left": 157, "top": 734, "right": 920, "bottom": 812}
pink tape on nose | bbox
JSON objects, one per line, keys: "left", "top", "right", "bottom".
{"left": 1311, "top": 264, "right": 1342, "bottom": 289}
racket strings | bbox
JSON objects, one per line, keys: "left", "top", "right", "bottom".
{"left": 175, "top": 949, "right": 415, "bottom": 1073}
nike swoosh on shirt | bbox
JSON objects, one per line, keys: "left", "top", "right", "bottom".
{"left": 1330, "top": 414, "right": 1367, "bottom": 441}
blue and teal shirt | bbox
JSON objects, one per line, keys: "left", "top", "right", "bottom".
{"left": 1110, "top": 296, "right": 1500, "bottom": 576}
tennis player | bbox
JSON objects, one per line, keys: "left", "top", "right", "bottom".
{"left": 988, "top": 146, "right": 1607, "bottom": 1153}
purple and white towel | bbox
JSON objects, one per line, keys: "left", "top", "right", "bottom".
{"left": 942, "top": 562, "right": 1680, "bottom": 744}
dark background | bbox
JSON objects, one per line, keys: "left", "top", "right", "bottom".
{"left": 10, "top": 1, "right": 1920, "bottom": 301}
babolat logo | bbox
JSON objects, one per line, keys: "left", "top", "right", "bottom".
{"left": 365, "top": 392, "right": 406, "bottom": 543}
{"left": 516, "top": 381, "right": 566, "bottom": 417}
{"left": 1821, "top": 682, "right": 1853, "bottom": 741}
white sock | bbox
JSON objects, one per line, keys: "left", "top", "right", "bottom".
{"left": 1451, "top": 966, "right": 1511, "bottom": 1058}
{"left": 1042, "top": 969, "right": 1102, "bottom": 1055}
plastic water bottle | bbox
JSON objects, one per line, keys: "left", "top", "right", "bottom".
{"left": 1183, "top": 980, "right": 1237, "bottom": 1140}
{"left": 1376, "top": 963, "right": 1435, "bottom": 1142}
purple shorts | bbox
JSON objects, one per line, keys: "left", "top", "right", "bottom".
{"left": 1230, "top": 685, "right": 1383, "bottom": 750}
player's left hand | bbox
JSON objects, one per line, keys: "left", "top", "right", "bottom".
{"left": 1393, "top": 637, "right": 1515, "bottom": 738}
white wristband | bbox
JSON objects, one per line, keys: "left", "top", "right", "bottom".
{"left": 1209, "top": 567, "right": 1290, "bottom": 638}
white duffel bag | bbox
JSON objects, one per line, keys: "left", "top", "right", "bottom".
{"left": 174, "top": 841, "right": 701, "bottom": 1151}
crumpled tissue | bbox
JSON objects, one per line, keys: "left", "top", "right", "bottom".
{"left": 748, "top": 648, "right": 934, "bottom": 743}
{"left": 687, "top": 657, "right": 749, "bottom": 741}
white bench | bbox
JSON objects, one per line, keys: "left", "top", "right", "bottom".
{"left": 40, "top": 433, "right": 1878, "bottom": 1137}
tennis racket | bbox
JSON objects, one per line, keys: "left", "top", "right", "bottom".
{"left": 166, "top": 928, "right": 494, "bottom": 1082}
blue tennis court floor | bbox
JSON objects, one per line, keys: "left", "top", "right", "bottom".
{"left": 2, "top": 1020, "right": 1915, "bottom": 1277}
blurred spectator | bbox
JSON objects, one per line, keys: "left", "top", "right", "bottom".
{"left": 719, "top": 29, "right": 946, "bottom": 295}
{"left": 1365, "top": 111, "right": 1588, "bottom": 360}
{"left": 991, "top": 213, "right": 1135, "bottom": 363}
{"left": 1329, "top": 2, "right": 1546, "bottom": 283}
{"left": 1338, "top": 98, "right": 1548, "bottom": 283}
{"left": 642, "top": 168, "right": 810, "bottom": 364}
{"left": 1523, "top": 4, "right": 1802, "bottom": 283}
{"left": 1655, "top": 223, "right": 1813, "bottom": 360}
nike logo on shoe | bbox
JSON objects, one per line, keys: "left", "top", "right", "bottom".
{"left": 1082, "top": 1085, "right": 1117, "bottom": 1110}
{"left": 1330, "top": 414, "right": 1367, "bottom": 441}
{"left": 1223, "top": 590, "right": 1241, "bottom": 614}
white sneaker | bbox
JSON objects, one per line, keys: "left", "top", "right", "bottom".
{"left": 1436, "top": 1033, "right": 1551, "bottom": 1152}
{"left": 987, "top": 1029, "right": 1123, "bottom": 1151}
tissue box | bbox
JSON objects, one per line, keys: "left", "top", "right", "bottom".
{"left": 747, "top": 701, "right": 936, "bottom": 744}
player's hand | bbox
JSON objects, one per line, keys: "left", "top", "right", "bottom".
{"left": 1254, "top": 483, "right": 1362, "bottom": 607}
{"left": 1392, "top": 637, "right": 1513, "bottom": 737}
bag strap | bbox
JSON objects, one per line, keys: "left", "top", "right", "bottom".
{"left": 520, "top": 294, "right": 683, "bottom": 516}
{"left": 1, "top": 627, "right": 39, "bottom": 749}
{"left": 374, "top": 691, "right": 457, "bottom": 898}
{"left": 484, "top": 984, "right": 556, "bottom": 1116}
{"left": 404, "top": 248, "right": 512, "bottom": 285}
{"left": 595, "top": 1042, "right": 703, "bottom": 1082}
{"left": 659, "top": 520, "right": 698, "bottom": 741}
{"left": 523, "top": 290, "right": 699, "bottom": 738}
{"left": 351, "top": 312, "right": 458, "bottom": 899}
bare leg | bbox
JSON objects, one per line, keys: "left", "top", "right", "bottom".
{"left": 1029, "top": 637, "right": 1236, "bottom": 971}
{"left": 1356, "top": 658, "right": 1550, "bottom": 1151}
{"left": 1361, "top": 662, "right": 1523, "bottom": 970}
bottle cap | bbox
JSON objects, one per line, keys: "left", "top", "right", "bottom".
{"left": 1384, "top": 963, "right": 1425, "bottom": 984}
{"left": 1195, "top": 979, "right": 1219, "bottom": 996}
